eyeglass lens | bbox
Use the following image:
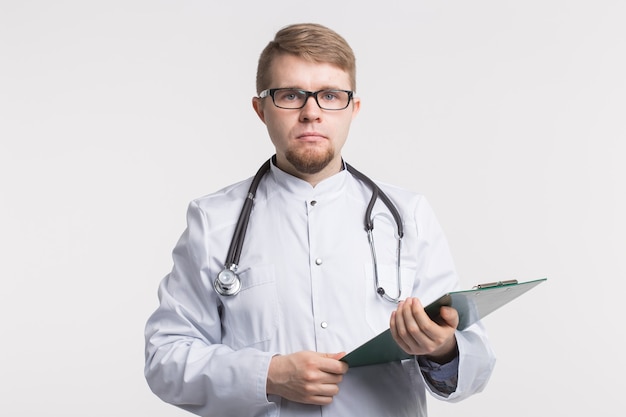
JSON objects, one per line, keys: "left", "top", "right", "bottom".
{"left": 272, "top": 89, "right": 351, "bottom": 110}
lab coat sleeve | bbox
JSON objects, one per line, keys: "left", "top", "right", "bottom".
{"left": 144, "top": 201, "right": 277, "bottom": 417}
{"left": 411, "top": 196, "right": 496, "bottom": 402}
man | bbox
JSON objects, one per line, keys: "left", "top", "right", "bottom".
{"left": 145, "top": 23, "right": 495, "bottom": 416}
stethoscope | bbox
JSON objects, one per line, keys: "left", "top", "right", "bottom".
{"left": 214, "top": 157, "right": 405, "bottom": 303}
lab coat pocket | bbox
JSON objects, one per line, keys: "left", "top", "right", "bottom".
{"left": 364, "top": 263, "right": 415, "bottom": 333}
{"left": 218, "top": 264, "right": 278, "bottom": 350}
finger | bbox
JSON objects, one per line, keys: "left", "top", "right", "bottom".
{"left": 393, "top": 299, "right": 421, "bottom": 353}
{"left": 410, "top": 303, "right": 460, "bottom": 358}
{"left": 410, "top": 298, "right": 458, "bottom": 341}
{"left": 412, "top": 303, "right": 458, "bottom": 342}
{"left": 404, "top": 298, "right": 430, "bottom": 349}
{"left": 408, "top": 297, "right": 440, "bottom": 338}
{"left": 389, "top": 310, "right": 408, "bottom": 351}
{"left": 308, "top": 386, "right": 341, "bottom": 405}
{"left": 326, "top": 352, "right": 347, "bottom": 360}
{"left": 401, "top": 298, "right": 443, "bottom": 353}
{"left": 319, "top": 352, "right": 349, "bottom": 375}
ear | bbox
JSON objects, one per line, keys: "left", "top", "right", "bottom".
{"left": 351, "top": 96, "right": 361, "bottom": 120}
{"left": 252, "top": 97, "right": 266, "bottom": 123}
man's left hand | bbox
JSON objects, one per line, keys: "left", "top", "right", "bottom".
{"left": 389, "top": 297, "right": 459, "bottom": 364}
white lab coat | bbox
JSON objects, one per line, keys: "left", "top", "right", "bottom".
{"left": 145, "top": 161, "right": 496, "bottom": 417}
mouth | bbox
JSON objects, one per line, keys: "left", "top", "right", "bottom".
{"left": 296, "top": 132, "right": 327, "bottom": 141}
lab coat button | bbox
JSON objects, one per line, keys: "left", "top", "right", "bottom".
{"left": 310, "top": 200, "right": 317, "bottom": 206}
{"left": 320, "top": 321, "right": 328, "bottom": 329}
{"left": 315, "top": 258, "right": 323, "bottom": 265}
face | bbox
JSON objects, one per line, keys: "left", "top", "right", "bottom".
{"left": 252, "top": 54, "right": 360, "bottom": 184}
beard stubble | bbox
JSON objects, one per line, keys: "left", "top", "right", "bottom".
{"left": 285, "top": 145, "right": 335, "bottom": 175}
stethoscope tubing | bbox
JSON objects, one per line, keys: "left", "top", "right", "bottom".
{"left": 215, "top": 157, "right": 404, "bottom": 302}
{"left": 345, "top": 163, "right": 404, "bottom": 239}
{"left": 223, "top": 159, "right": 272, "bottom": 271}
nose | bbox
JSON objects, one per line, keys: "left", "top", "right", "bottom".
{"left": 299, "top": 94, "right": 322, "bottom": 122}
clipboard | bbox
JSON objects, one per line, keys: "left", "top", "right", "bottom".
{"left": 341, "top": 278, "right": 547, "bottom": 367}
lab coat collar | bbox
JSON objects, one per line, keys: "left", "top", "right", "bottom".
{"left": 268, "top": 157, "right": 349, "bottom": 200}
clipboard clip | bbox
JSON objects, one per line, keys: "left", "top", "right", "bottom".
{"left": 473, "top": 279, "right": 518, "bottom": 289}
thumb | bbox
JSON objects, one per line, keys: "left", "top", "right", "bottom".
{"left": 439, "top": 306, "right": 460, "bottom": 329}
{"left": 324, "top": 352, "right": 347, "bottom": 360}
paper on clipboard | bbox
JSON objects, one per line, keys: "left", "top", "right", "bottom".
{"left": 341, "top": 278, "right": 547, "bottom": 367}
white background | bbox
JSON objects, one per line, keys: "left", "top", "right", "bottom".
{"left": 1, "top": 1, "right": 624, "bottom": 416}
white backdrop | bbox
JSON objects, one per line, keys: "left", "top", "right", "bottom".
{"left": 1, "top": 1, "right": 624, "bottom": 416}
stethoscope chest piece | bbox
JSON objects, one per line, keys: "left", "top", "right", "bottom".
{"left": 214, "top": 267, "right": 241, "bottom": 296}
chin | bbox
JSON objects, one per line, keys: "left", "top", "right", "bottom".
{"left": 286, "top": 147, "right": 335, "bottom": 175}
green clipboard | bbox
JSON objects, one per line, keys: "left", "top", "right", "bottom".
{"left": 341, "top": 278, "right": 547, "bottom": 367}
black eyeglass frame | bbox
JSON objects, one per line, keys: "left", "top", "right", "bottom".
{"left": 259, "top": 88, "right": 355, "bottom": 110}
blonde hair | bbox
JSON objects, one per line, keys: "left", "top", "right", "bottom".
{"left": 256, "top": 23, "right": 356, "bottom": 94}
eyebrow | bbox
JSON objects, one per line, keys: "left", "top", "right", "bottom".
{"left": 274, "top": 86, "right": 349, "bottom": 91}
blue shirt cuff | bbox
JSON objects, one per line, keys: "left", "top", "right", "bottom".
{"left": 417, "top": 355, "right": 459, "bottom": 396}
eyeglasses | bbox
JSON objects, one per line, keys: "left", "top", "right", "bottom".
{"left": 259, "top": 88, "right": 354, "bottom": 110}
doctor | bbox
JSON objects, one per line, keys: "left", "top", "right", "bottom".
{"left": 144, "top": 23, "right": 495, "bottom": 417}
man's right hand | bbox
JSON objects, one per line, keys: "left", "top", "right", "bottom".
{"left": 266, "top": 351, "right": 349, "bottom": 405}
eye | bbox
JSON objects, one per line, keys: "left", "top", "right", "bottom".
{"left": 275, "top": 89, "right": 302, "bottom": 102}
{"left": 320, "top": 91, "right": 339, "bottom": 101}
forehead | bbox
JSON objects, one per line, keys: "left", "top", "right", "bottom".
{"left": 268, "top": 53, "right": 351, "bottom": 89}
